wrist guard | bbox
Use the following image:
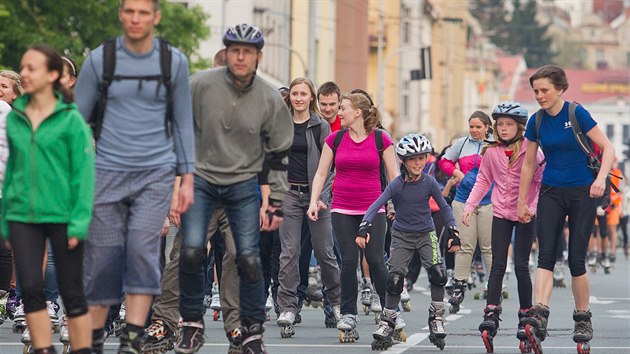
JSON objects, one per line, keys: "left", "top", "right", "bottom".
{"left": 357, "top": 221, "right": 371, "bottom": 238}
{"left": 447, "top": 225, "right": 461, "bottom": 248}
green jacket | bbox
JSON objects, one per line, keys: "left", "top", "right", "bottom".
{"left": 1, "top": 93, "right": 95, "bottom": 240}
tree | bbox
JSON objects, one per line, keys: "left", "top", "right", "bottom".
{"left": 470, "top": 0, "right": 555, "bottom": 66}
{"left": 0, "top": 0, "right": 210, "bottom": 72}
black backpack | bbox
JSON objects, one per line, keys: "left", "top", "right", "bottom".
{"left": 331, "top": 128, "right": 388, "bottom": 191}
{"left": 89, "top": 37, "right": 174, "bottom": 141}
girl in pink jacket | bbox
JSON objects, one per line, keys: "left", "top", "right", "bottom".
{"left": 462, "top": 101, "right": 544, "bottom": 353}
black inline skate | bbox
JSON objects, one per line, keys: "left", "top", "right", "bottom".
{"left": 371, "top": 308, "right": 396, "bottom": 351}
{"left": 479, "top": 304, "right": 501, "bottom": 353}
{"left": 522, "top": 304, "right": 549, "bottom": 354}
{"left": 448, "top": 279, "right": 467, "bottom": 314}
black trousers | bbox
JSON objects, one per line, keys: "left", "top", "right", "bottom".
{"left": 10, "top": 222, "right": 87, "bottom": 317}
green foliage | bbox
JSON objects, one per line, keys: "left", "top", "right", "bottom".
{"left": 0, "top": 0, "right": 210, "bottom": 71}
{"left": 470, "top": 0, "right": 555, "bottom": 67}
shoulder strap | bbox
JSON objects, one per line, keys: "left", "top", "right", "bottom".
{"left": 90, "top": 38, "right": 117, "bottom": 141}
{"left": 312, "top": 123, "right": 322, "bottom": 153}
{"left": 374, "top": 129, "right": 388, "bottom": 191}
{"left": 535, "top": 109, "right": 546, "bottom": 166}
{"left": 568, "top": 102, "right": 595, "bottom": 157}
{"left": 457, "top": 137, "right": 468, "bottom": 158}
{"left": 330, "top": 129, "right": 346, "bottom": 172}
{"left": 159, "top": 38, "right": 173, "bottom": 137}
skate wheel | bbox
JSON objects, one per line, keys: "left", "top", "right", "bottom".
{"left": 482, "top": 330, "right": 493, "bottom": 353}
{"left": 437, "top": 338, "right": 445, "bottom": 351}
{"left": 519, "top": 340, "right": 532, "bottom": 353}
{"left": 213, "top": 310, "right": 220, "bottom": 321}
{"left": 402, "top": 301, "right": 411, "bottom": 312}
{"left": 363, "top": 305, "right": 370, "bottom": 315}
{"left": 577, "top": 342, "right": 590, "bottom": 354}
{"left": 338, "top": 331, "right": 344, "bottom": 343}
{"left": 23, "top": 345, "right": 32, "bottom": 354}
{"left": 449, "top": 304, "right": 458, "bottom": 314}
{"left": 394, "top": 329, "right": 407, "bottom": 342}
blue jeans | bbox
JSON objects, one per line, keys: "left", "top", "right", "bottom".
{"left": 180, "top": 176, "right": 265, "bottom": 322}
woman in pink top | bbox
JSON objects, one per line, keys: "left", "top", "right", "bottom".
{"left": 307, "top": 93, "right": 398, "bottom": 342}
{"left": 462, "top": 101, "right": 544, "bottom": 353}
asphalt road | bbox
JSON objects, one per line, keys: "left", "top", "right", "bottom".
{"left": 0, "top": 248, "right": 628, "bottom": 353}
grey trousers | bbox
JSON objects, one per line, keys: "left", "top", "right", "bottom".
{"left": 152, "top": 230, "right": 181, "bottom": 332}
{"left": 277, "top": 190, "right": 341, "bottom": 312}
{"left": 385, "top": 228, "right": 445, "bottom": 309}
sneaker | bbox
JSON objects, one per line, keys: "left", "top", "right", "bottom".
{"left": 210, "top": 293, "right": 221, "bottom": 311}
{"left": 276, "top": 311, "right": 295, "bottom": 326}
{"left": 175, "top": 320, "right": 205, "bottom": 354}
{"left": 370, "top": 294, "right": 382, "bottom": 313}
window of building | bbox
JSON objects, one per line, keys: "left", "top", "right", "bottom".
{"left": 402, "top": 6, "right": 410, "bottom": 44}
{"left": 623, "top": 124, "right": 629, "bottom": 142}
{"left": 606, "top": 124, "right": 614, "bottom": 139}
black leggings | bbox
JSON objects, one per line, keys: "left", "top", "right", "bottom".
{"left": 486, "top": 217, "right": 534, "bottom": 309}
{"left": 332, "top": 212, "right": 387, "bottom": 315}
{"left": 536, "top": 185, "right": 597, "bottom": 277}
{"left": 9, "top": 222, "right": 87, "bottom": 317}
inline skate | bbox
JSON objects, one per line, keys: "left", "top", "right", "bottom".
{"left": 448, "top": 279, "right": 467, "bottom": 314}
{"left": 573, "top": 310, "right": 592, "bottom": 354}
{"left": 323, "top": 304, "right": 340, "bottom": 328}
{"left": 428, "top": 302, "right": 447, "bottom": 351}
{"left": 370, "top": 293, "right": 382, "bottom": 324}
{"left": 241, "top": 320, "right": 267, "bottom": 354}
{"left": 400, "top": 279, "right": 411, "bottom": 312}
{"left": 175, "top": 320, "right": 205, "bottom": 354}
{"left": 517, "top": 308, "right": 533, "bottom": 353}
{"left": 337, "top": 314, "right": 359, "bottom": 343}
{"left": 371, "top": 308, "right": 396, "bottom": 351}
{"left": 142, "top": 319, "right": 177, "bottom": 354}
{"left": 226, "top": 327, "right": 243, "bottom": 354}
{"left": 523, "top": 304, "right": 549, "bottom": 354}
{"left": 276, "top": 311, "right": 296, "bottom": 338}
{"left": 360, "top": 280, "right": 373, "bottom": 315}
{"left": 479, "top": 304, "right": 501, "bottom": 353}
{"left": 553, "top": 261, "right": 566, "bottom": 288}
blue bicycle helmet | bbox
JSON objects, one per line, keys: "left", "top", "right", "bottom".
{"left": 223, "top": 24, "right": 265, "bottom": 50}
{"left": 491, "top": 101, "right": 528, "bottom": 125}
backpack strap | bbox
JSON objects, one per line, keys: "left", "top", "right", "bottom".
{"left": 374, "top": 129, "right": 388, "bottom": 190}
{"left": 159, "top": 38, "right": 173, "bottom": 137}
{"left": 312, "top": 122, "right": 322, "bottom": 153}
{"left": 90, "top": 38, "right": 117, "bottom": 141}
{"left": 330, "top": 129, "right": 346, "bottom": 172}
{"left": 535, "top": 109, "right": 546, "bottom": 166}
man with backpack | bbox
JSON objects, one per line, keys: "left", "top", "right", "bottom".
{"left": 75, "top": 1, "right": 195, "bottom": 353}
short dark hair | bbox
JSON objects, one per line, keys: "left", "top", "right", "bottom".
{"left": 317, "top": 81, "right": 341, "bottom": 101}
{"left": 529, "top": 65, "right": 569, "bottom": 92}
{"left": 120, "top": 0, "right": 160, "bottom": 12}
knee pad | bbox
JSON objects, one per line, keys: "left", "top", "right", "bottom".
{"left": 237, "top": 253, "right": 262, "bottom": 283}
{"left": 428, "top": 263, "right": 447, "bottom": 286}
{"left": 386, "top": 271, "right": 405, "bottom": 295}
{"left": 179, "top": 246, "right": 206, "bottom": 274}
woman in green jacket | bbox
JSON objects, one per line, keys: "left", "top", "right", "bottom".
{"left": 2, "top": 45, "right": 94, "bottom": 354}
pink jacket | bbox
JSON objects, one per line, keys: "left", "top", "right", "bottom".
{"left": 464, "top": 139, "right": 544, "bottom": 221}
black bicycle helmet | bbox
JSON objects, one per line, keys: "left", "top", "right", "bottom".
{"left": 223, "top": 23, "right": 265, "bottom": 50}
{"left": 491, "top": 101, "right": 528, "bottom": 125}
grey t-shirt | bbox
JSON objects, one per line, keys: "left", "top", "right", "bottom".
{"left": 75, "top": 36, "right": 195, "bottom": 174}
{"left": 364, "top": 174, "right": 456, "bottom": 233}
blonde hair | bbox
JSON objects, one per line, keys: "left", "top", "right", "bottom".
{"left": 341, "top": 93, "right": 381, "bottom": 133}
{"left": 482, "top": 120, "right": 526, "bottom": 167}
{"left": 0, "top": 70, "right": 24, "bottom": 96}
{"left": 288, "top": 77, "right": 320, "bottom": 115}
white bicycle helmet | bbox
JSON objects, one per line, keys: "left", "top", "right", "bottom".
{"left": 396, "top": 134, "right": 433, "bottom": 159}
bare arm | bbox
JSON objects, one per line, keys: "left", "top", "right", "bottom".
{"left": 307, "top": 144, "right": 334, "bottom": 221}
{"left": 517, "top": 139, "right": 539, "bottom": 222}
{"left": 382, "top": 145, "right": 400, "bottom": 182}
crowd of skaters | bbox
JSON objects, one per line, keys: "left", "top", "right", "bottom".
{"left": 0, "top": 1, "right": 628, "bottom": 354}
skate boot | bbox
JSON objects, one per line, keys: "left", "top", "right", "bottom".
{"left": 370, "top": 294, "right": 382, "bottom": 324}
{"left": 6, "top": 289, "right": 17, "bottom": 320}
{"left": 586, "top": 252, "right": 597, "bottom": 273}
{"left": 265, "top": 293, "right": 273, "bottom": 321}
{"left": 0, "top": 289, "right": 8, "bottom": 325}
{"left": 241, "top": 320, "right": 267, "bottom": 354}
{"left": 113, "top": 304, "right": 126, "bottom": 337}
{"left": 175, "top": 320, "right": 205, "bottom": 354}
{"left": 475, "top": 260, "right": 486, "bottom": 284}
{"left": 608, "top": 253, "right": 616, "bottom": 264}
{"left": 202, "top": 294, "right": 212, "bottom": 309}
{"left": 59, "top": 315, "right": 71, "bottom": 354}
{"left": 119, "top": 326, "right": 145, "bottom": 354}
{"left": 448, "top": 279, "right": 466, "bottom": 314}
{"left": 428, "top": 302, "right": 447, "bottom": 351}
{"left": 337, "top": 314, "right": 359, "bottom": 343}
{"left": 13, "top": 300, "right": 26, "bottom": 333}
{"left": 47, "top": 301, "right": 60, "bottom": 333}
{"left": 371, "top": 308, "right": 396, "bottom": 351}
{"left": 553, "top": 261, "right": 566, "bottom": 288}
{"left": 599, "top": 253, "right": 611, "bottom": 274}
{"left": 573, "top": 310, "right": 592, "bottom": 354}
{"left": 323, "top": 304, "right": 340, "bottom": 328}
{"left": 517, "top": 308, "right": 533, "bottom": 353}
{"left": 142, "top": 319, "right": 176, "bottom": 353}
{"left": 92, "top": 328, "right": 106, "bottom": 354}
{"left": 276, "top": 311, "right": 296, "bottom": 338}
{"left": 226, "top": 327, "right": 243, "bottom": 354}
{"left": 400, "top": 280, "right": 411, "bottom": 312}
{"left": 444, "top": 270, "right": 455, "bottom": 295}
{"left": 210, "top": 285, "right": 221, "bottom": 321}
{"left": 392, "top": 313, "right": 407, "bottom": 342}
{"left": 22, "top": 326, "right": 33, "bottom": 354}
{"left": 522, "top": 304, "right": 549, "bottom": 354}
{"left": 478, "top": 304, "right": 502, "bottom": 353}
{"left": 360, "top": 280, "right": 373, "bottom": 315}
